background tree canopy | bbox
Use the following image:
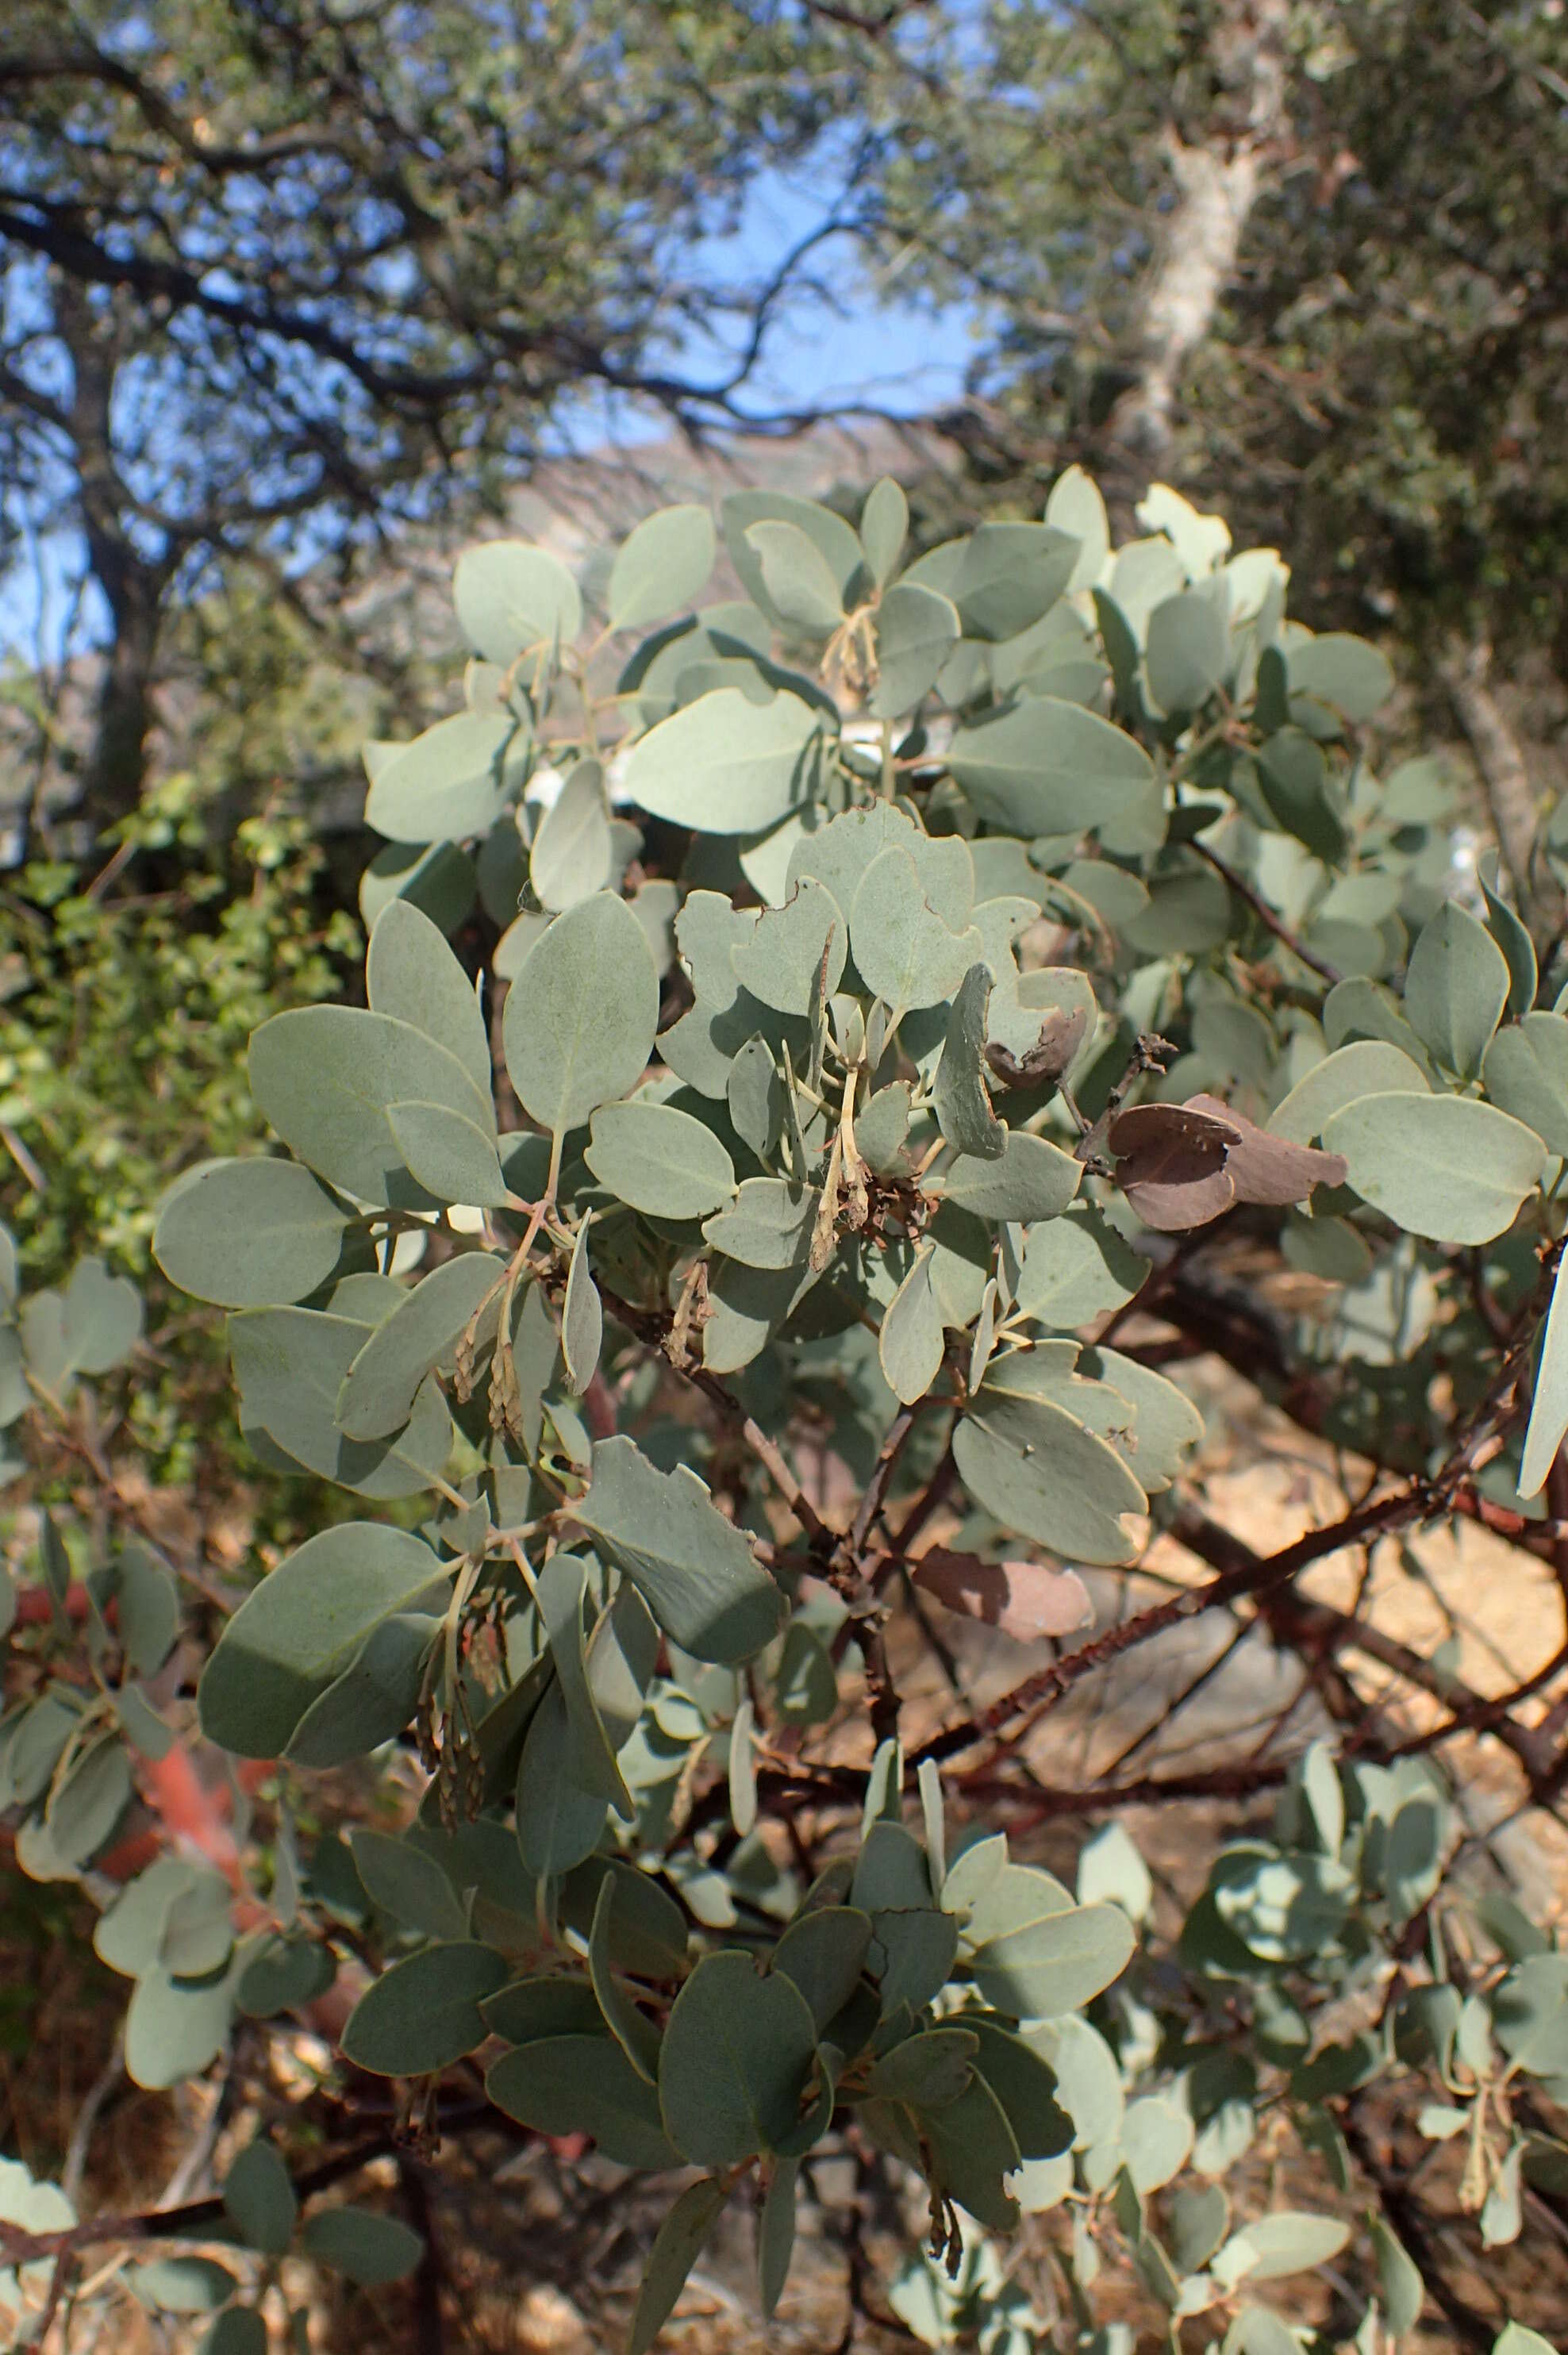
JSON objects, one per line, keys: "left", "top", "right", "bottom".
{"left": 5, "top": 2, "right": 1566, "bottom": 862}
{"left": 0, "top": 0, "right": 872, "bottom": 824}
{"left": 860, "top": 0, "right": 1568, "bottom": 907}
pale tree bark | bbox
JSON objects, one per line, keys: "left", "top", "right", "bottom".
{"left": 1445, "top": 636, "right": 1562, "bottom": 942}
{"left": 1109, "top": 0, "right": 1290, "bottom": 463}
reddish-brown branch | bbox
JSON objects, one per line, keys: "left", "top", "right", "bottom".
{"left": 1174, "top": 1504, "right": 1566, "bottom": 1788}
{"left": 851, "top": 1402, "right": 920, "bottom": 1557}
{"left": 1191, "top": 839, "right": 1343, "bottom": 984}
{"left": 0, "top": 2135, "right": 392, "bottom": 2269}
{"left": 913, "top": 1482, "right": 1433, "bottom": 1769}
{"left": 880, "top": 1435, "right": 957, "bottom": 1581}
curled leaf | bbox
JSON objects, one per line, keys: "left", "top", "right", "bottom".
{"left": 1109, "top": 1097, "right": 1345, "bottom": 1231}
{"left": 1185, "top": 1093, "right": 1348, "bottom": 1208}
{"left": 1106, "top": 1102, "right": 1236, "bottom": 1230}
{"left": 985, "top": 1003, "right": 1090, "bottom": 1093}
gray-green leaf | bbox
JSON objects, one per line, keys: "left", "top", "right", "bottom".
{"left": 230, "top": 1307, "right": 452, "bottom": 1494}
{"left": 879, "top": 1247, "right": 947, "bottom": 1405}
{"left": 851, "top": 847, "right": 984, "bottom": 1012}
{"left": 1321, "top": 1093, "right": 1543, "bottom": 1245}
{"left": 954, "top": 1391, "right": 1146, "bottom": 1565}
{"left": 367, "top": 896, "right": 491, "bottom": 1096}
{"left": 337, "top": 1253, "right": 501, "bottom": 1440}
{"left": 153, "top": 1159, "right": 351, "bottom": 1310}
{"left": 198, "top": 1523, "right": 448, "bottom": 1757}
{"left": 1520, "top": 1247, "right": 1568, "bottom": 1497}
{"left": 562, "top": 1215, "right": 603, "bottom": 1394}
{"left": 934, "top": 966, "right": 1005, "bottom": 1158}
{"left": 453, "top": 539, "right": 580, "bottom": 663}
{"left": 730, "top": 877, "right": 847, "bottom": 1016}
{"left": 249, "top": 1008, "right": 494, "bottom": 1210}
{"left": 386, "top": 1101, "right": 508, "bottom": 1208}
{"left": 1405, "top": 901, "right": 1510, "bottom": 1078}
{"left": 609, "top": 505, "right": 717, "bottom": 631}
{"left": 340, "top": 1941, "right": 507, "bottom": 2076}
{"left": 365, "top": 711, "right": 526, "bottom": 845}
{"left": 628, "top": 2178, "right": 729, "bottom": 2355}
{"left": 938, "top": 1133, "right": 1082, "bottom": 1222}
{"left": 702, "top": 1178, "right": 817, "bottom": 1270}
{"left": 529, "top": 759, "right": 613, "bottom": 912}
{"left": 745, "top": 519, "right": 845, "bottom": 636}
{"left": 860, "top": 477, "right": 908, "bottom": 586}
{"left": 948, "top": 697, "right": 1153, "bottom": 837}
{"left": 502, "top": 893, "right": 658, "bottom": 1139}
{"left": 575, "top": 1436, "right": 786, "bottom": 1664}
{"left": 623, "top": 688, "right": 821, "bottom": 834}
{"left": 967, "top": 1901, "right": 1136, "bottom": 2018}
{"left": 1146, "top": 590, "right": 1229, "bottom": 715}
{"left": 871, "top": 582, "right": 960, "bottom": 719}
{"left": 222, "top": 2141, "right": 298, "bottom": 2257}
{"left": 300, "top": 2206, "right": 425, "bottom": 2286}
{"left": 1014, "top": 1205, "right": 1147, "bottom": 1327}
{"left": 586, "top": 1099, "right": 737, "bottom": 1220}
{"left": 487, "top": 2031, "right": 677, "bottom": 2168}
{"left": 1268, "top": 1040, "right": 1430, "bottom": 1143}
{"left": 659, "top": 1950, "right": 820, "bottom": 2165}
{"left": 1483, "top": 1013, "right": 1568, "bottom": 1155}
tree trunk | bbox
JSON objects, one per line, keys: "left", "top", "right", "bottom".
{"left": 1445, "top": 636, "right": 1562, "bottom": 942}
{"left": 1109, "top": 0, "right": 1289, "bottom": 465}
{"left": 79, "top": 532, "right": 166, "bottom": 836}
{"left": 55, "top": 271, "right": 170, "bottom": 835}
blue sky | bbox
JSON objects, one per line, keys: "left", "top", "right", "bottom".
{"left": 0, "top": 158, "right": 980, "bottom": 668}
{"left": 667, "top": 163, "right": 979, "bottom": 423}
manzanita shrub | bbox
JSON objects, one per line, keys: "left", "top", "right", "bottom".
{"left": 6, "top": 471, "right": 1568, "bottom": 2351}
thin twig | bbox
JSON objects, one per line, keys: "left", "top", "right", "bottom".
{"left": 595, "top": 1277, "right": 832, "bottom": 1545}
{"left": 1192, "top": 839, "right": 1343, "bottom": 983}
{"left": 1172, "top": 1504, "right": 1561, "bottom": 1786}
{"left": 0, "top": 2130, "right": 418, "bottom": 2269}
{"left": 850, "top": 1403, "right": 919, "bottom": 1557}
{"left": 1339, "top": 2105, "right": 1494, "bottom": 2350}
{"left": 913, "top": 1481, "right": 1435, "bottom": 1768}
{"left": 60, "top": 2034, "right": 125, "bottom": 2207}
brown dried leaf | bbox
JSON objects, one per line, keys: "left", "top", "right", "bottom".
{"left": 1107, "top": 1101, "right": 1238, "bottom": 1230}
{"left": 1106, "top": 1101, "right": 1240, "bottom": 1170}
{"left": 1185, "top": 1093, "right": 1348, "bottom": 1206}
{"left": 913, "top": 1547, "right": 1093, "bottom": 1640}
{"left": 1109, "top": 1096, "right": 1345, "bottom": 1229}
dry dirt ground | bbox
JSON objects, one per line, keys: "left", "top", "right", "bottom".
{"left": 7, "top": 1356, "right": 1568, "bottom": 2353}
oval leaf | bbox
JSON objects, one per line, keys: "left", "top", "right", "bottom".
{"left": 502, "top": 893, "right": 659, "bottom": 1139}
{"left": 340, "top": 1941, "right": 507, "bottom": 2076}
{"left": 575, "top": 1437, "right": 786, "bottom": 1665}
{"left": 198, "top": 1523, "right": 448, "bottom": 1757}
{"left": 365, "top": 711, "right": 525, "bottom": 845}
{"left": 1321, "top": 1092, "right": 1544, "bottom": 1245}
{"left": 154, "top": 1159, "right": 350, "bottom": 1310}
{"left": 453, "top": 540, "right": 581, "bottom": 663}
{"left": 623, "top": 688, "right": 821, "bottom": 835}
{"left": 659, "top": 1950, "right": 820, "bottom": 2165}
{"left": 586, "top": 1099, "right": 737, "bottom": 1220}
{"left": 948, "top": 697, "right": 1153, "bottom": 837}
{"left": 609, "top": 505, "right": 717, "bottom": 632}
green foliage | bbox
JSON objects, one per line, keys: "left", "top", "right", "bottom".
{"left": 12, "top": 465, "right": 1568, "bottom": 2347}
{"left": 861, "top": 2, "right": 1568, "bottom": 675}
{"left": 0, "top": 773, "right": 356, "bottom": 1281}
{"left": 0, "top": 0, "right": 889, "bottom": 822}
